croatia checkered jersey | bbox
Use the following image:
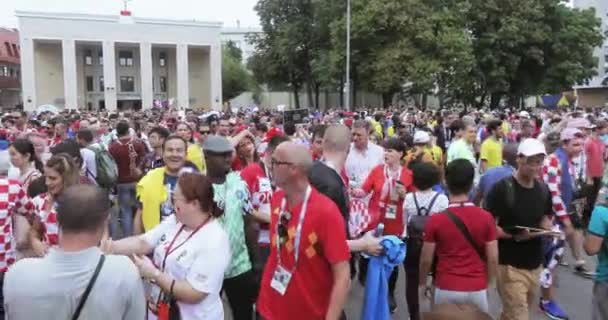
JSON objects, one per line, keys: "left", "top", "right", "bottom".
{"left": 541, "top": 153, "right": 569, "bottom": 221}
{"left": 0, "top": 178, "right": 35, "bottom": 272}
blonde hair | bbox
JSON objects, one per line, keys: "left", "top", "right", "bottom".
{"left": 45, "top": 153, "right": 80, "bottom": 190}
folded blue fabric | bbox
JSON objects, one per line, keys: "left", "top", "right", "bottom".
{"left": 361, "top": 235, "right": 406, "bottom": 320}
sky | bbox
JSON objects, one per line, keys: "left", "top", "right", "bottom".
{"left": 0, "top": 0, "right": 260, "bottom": 28}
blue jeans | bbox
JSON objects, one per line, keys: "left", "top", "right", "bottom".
{"left": 111, "top": 183, "right": 137, "bottom": 238}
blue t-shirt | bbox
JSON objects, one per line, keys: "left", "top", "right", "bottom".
{"left": 588, "top": 205, "right": 608, "bottom": 282}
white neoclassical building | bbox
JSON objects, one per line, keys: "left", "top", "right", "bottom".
{"left": 17, "top": 10, "right": 223, "bottom": 111}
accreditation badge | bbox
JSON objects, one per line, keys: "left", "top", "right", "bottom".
{"left": 270, "top": 265, "right": 293, "bottom": 296}
{"left": 385, "top": 204, "right": 397, "bottom": 219}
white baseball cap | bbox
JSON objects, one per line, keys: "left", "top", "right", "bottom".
{"left": 413, "top": 131, "right": 431, "bottom": 144}
{"left": 517, "top": 138, "right": 547, "bottom": 157}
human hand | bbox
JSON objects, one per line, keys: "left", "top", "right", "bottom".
{"left": 361, "top": 230, "right": 383, "bottom": 256}
{"left": 351, "top": 188, "right": 365, "bottom": 198}
{"left": 395, "top": 183, "right": 406, "bottom": 198}
{"left": 418, "top": 285, "right": 432, "bottom": 300}
{"left": 496, "top": 226, "right": 513, "bottom": 239}
{"left": 132, "top": 254, "right": 160, "bottom": 280}
{"left": 31, "top": 239, "right": 49, "bottom": 257}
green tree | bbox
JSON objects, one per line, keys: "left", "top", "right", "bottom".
{"left": 222, "top": 43, "right": 252, "bottom": 101}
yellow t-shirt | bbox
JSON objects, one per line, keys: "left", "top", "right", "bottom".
{"left": 430, "top": 145, "right": 443, "bottom": 167}
{"left": 480, "top": 137, "right": 503, "bottom": 169}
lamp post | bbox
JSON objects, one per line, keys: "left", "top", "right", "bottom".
{"left": 345, "top": 0, "right": 351, "bottom": 111}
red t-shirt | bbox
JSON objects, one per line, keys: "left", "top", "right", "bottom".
{"left": 108, "top": 137, "right": 146, "bottom": 184}
{"left": 362, "top": 164, "right": 413, "bottom": 236}
{"left": 423, "top": 203, "right": 497, "bottom": 291}
{"left": 257, "top": 188, "right": 351, "bottom": 320}
{"left": 240, "top": 163, "right": 273, "bottom": 245}
{"left": 586, "top": 137, "right": 605, "bottom": 178}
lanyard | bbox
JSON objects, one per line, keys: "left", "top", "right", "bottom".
{"left": 161, "top": 218, "right": 210, "bottom": 271}
{"left": 276, "top": 185, "right": 312, "bottom": 270}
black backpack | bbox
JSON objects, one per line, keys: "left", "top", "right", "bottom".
{"left": 407, "top": 192, "right": 441, "bottom": 239}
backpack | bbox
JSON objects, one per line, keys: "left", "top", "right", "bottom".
{"left": 407, "top": 192, "right": 441, "bottom": 239}
{"left": 500, "top": 176, "right": 549, "bottom": 212}
{"left": 88, "top": 143, "right": 118, "bottom": 189}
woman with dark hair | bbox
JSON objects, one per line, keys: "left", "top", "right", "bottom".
{"left": 352, "top": 137, "right": 414, "bottom": 312}
{"left": 9, "top": 138, "right": 43, "bottom": 189}
{"left": 176, "top": 122, "right": 205, "bottom": 173}
{"left": 104, "top": 173, "right": 231, "bottom": 320}
{"left": 9, "top": 138, "right": 44, "bottom": 259}
{"left": 29, "top": 153, "right": 81, "bottom": 257}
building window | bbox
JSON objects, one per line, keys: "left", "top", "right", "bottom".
{"left": 119, "top": 51, "right": 133, "bottom": 66}
{"left": 120, "top": 76, "right": 134, "bottom": 92}
{"left": 4, "top": 43, "right": 12, "bottom": 57}
{"left": 99, "top": 51, "right": 103, "bottom": 65}
{"left": 8, "top": 68, "right": 13, "bottom": 77}
{"left": 86, "top": 76, "right": 94, "bottom": 92}
{"left": 11, "top": 44, "right": 19, "bottom": 58}
{"left": 0, "top": 66, "right": 7, "bottom": 77}
{"left": 160, "top": 76, "right": 167, "bottom": 92}
{"left": 100, "top": 76, "right": 104, "bottom": 92}
{"left": 16, "top": 70, "right": 20, "bottom": 78}
{"left": 159, "top": 52, "right": 166, "bottom": 67}
{"left": 84, "top": 49, "right": 93, "bottom": 65}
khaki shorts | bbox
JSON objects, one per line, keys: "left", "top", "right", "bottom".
{"left": 496, "top": 265, "right": 541, "bottom": 320}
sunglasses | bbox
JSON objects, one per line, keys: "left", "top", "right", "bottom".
{"left": 278, "top": 211, "right": 292, "bottom": 244}
{"left": 199, "top": 130, "right": 210, "bottom": 135}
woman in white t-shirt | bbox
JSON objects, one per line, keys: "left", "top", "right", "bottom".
{"left": 402, "top": 162, "right": 448, "bottom": 320}
{"left": 104, "top": 173, "right": 231, "bottom": 320}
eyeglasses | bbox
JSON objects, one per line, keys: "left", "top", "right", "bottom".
{"left": 271, "top": 158, "right": 294, "bottom": 168}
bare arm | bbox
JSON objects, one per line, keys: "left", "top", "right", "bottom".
{"left": 419, "top": 242, "right": 436, "bottom": 286}
{"left": 133, "top": 208, "right": 144, "bottom": 235}
{"left": 29, "top": 217, "right": 47, "bottom": 257}
{"left": 325, "top": 261, "right": 351, "bottom": 320}
{"left": 485, "top": 240, "right": 498, "bottom": 285}
{"left": 584, "top": 233, "right": 603, "bottom": 256}
{"left": 153, "top": 269, "right": 208, "bottom": 304}
{"left": 103, "top": 236, "right": 154, "bottom": 256}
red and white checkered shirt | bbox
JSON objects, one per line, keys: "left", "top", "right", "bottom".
{"left": 31, "top": 193, "right": 59, "bottom": 246}
{"left": 0, "top": 178, "right": 34, "bottom": 272}
{"left": 542, "top": 153, "right": 571, "bottom": 221}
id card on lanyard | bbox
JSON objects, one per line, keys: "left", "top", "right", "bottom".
{"left": 271, "top": 186, "right": 311, "bottom": 295}
{"left": 150, "top": 219, "right": 210, "bottom": 318}
{"left": 384, "top": 166, "right": 401, "bottom": 220}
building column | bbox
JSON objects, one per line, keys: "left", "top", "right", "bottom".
{"left": 102, "top": 41, "right": 117, "bottom": 111}
{"left": 209, "top": 44, "right": 222, "bottom": 111}
{"left": 140, "top": 42, "right": 154, "bottom": 110}
{"left": 176, "top": 43, "right": 189, "bottom": 109}
{"left": 20, "top": 37, "right": 36, "bottom": 111}
{"left": 61, "top": 39, "right": 78, "bottom": 110}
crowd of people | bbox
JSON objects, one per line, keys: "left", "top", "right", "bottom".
{"left": 0, "top": 105, "right": 604, "bottom": 320}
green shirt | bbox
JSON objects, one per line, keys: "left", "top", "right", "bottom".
{"left": 447, "top": 138, "right": 476, "bottom": 166}
{"left": 213, "top": 172, "right": 253, "bottom": 278}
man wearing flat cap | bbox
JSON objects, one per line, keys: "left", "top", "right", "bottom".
{"left": 203, "top": 135, "right": 258, "bottom": 320}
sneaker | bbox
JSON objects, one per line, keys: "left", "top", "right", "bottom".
{"left": 574, "top": 264, "right": 596, "bottom": 279}
{"left": 558, "top": 260, "right": 569, "bottom": 267}
{"left": 389, "top": 294, "right": 397, "bottom": 314}
{"left": 540, "top": 300, "right": 569, "bottom": 320}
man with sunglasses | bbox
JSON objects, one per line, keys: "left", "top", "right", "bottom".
{"left": 257, "top": 142, "right": 350, "bottom": 320}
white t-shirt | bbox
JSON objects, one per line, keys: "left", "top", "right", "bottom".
{"left": 403, "top": 190, "right": 449, "bottom": 236}
{"left": 142, "top": 215, "right": 231, "bottom": 320}
{"left": 345, "top": 142, "right": 384, "bottom": 187}
{"left": 81, "top": 148, "right": 97, "bottom": 180}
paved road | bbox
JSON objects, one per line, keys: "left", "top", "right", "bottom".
{"left": 345, "top": 261, "right": 594, "bottom": 319}
{"left": 225, "top": 252, "right": 596, "bottom": 319}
